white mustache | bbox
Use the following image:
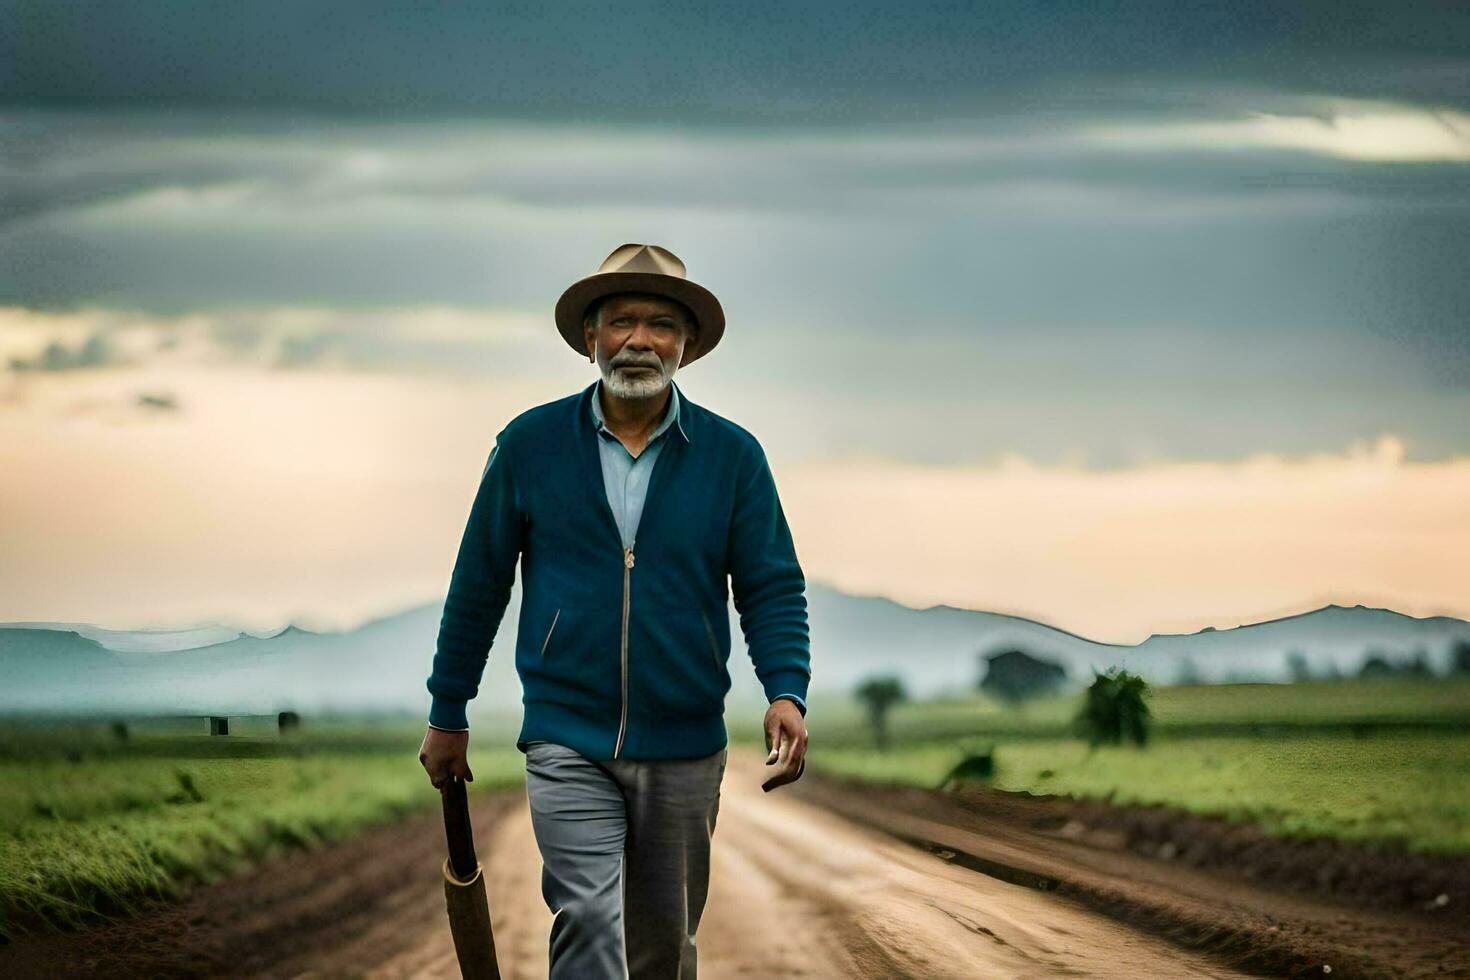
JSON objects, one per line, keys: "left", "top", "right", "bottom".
{"left": 612, "top": 356, "right": 663, "bottom": 370}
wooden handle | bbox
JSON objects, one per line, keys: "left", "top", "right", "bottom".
{"left": 442, "top": 774, "right": 479, "bottom": 882}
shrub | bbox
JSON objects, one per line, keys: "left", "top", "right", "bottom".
{"left": 1074, "top": 667, "right": 1152, "bottom": 748}
{"left": 853, "top": 674, "right": 908, "bottom": 749}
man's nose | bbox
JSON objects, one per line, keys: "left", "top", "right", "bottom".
{"left": 626, "top": 320, "right": 656, "bottom": 348}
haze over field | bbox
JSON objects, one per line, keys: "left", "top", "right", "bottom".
{"left": 5, "top": 589, "right": 1467, "bottom": 719}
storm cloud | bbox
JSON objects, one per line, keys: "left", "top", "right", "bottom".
{"left": 3, "top": 0, "right": 1468, "bottom": 465}
{"left": 5, "top": 1, "right": 1469, "bottom": 119}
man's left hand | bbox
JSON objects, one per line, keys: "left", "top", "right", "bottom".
{"left": 762, "top": 699, "right": 808, "bottom": 792}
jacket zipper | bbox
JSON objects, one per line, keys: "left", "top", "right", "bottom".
{"left": 614, "top": 545, "right": 634, "bottom": 758}
{"left": 539, "top": 608, "right": 561, "bottom": 657}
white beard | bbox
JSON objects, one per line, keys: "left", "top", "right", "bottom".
{"left": 603, "top": 361, "right": 674, "bottom": 400}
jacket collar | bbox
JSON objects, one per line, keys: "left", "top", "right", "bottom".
{"left": 577, "top": 377, "right": 695, "bottom": 444}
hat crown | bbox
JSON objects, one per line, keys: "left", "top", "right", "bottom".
{"left": 598, "top": 243, "right": 687, "bottom": 278}
{"left": 555, "top": 242, "right": 724, "bottom": 367}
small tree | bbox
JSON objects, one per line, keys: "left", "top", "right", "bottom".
{"left": 1074, "top": 667, "right": 1152, "bottom": 748}
{"left": 1359, "top": 652, "right": 1398, "bottom": 678}
{"left": 1453, "top": 640, "right": 1470, "bottom": 674}
{"left": 1406, "top": 648, "right": 1434, "bottom": 678}
{"left": 978, "top": 648, "right": 1067, "bottom": 705}
{"left": 1286, "top": 649, "right": 1312, "bottom": 682}
{"left": 854, "top": 674, "right": 908, "bottom": 750}
{"left": 1175, "top": 656, "right": 1203, "bottom": 686}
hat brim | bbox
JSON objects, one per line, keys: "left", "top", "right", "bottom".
{"left": 555, "top": 271, "right": 725, "bottom": 368}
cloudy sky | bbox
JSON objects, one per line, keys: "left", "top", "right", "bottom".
{"left": 3, "top": 1, "right": 1468, "bottom": 644}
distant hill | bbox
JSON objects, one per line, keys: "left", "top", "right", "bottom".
{"left": 797, "top": 589, "right": 1469, "bottom": 694}
{"left": 3, "top": 585, "right": 1467, "bottom": 719}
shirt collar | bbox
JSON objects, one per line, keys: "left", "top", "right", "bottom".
{"left": 590, "top": 378, "right": 690, "bottom": 444}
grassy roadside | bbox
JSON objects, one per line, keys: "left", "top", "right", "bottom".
{"left": 813, "top": 730, "right": 1470, "bottom": 853}
{"left": 730, "top": 678, "right": 1470, "bottom": 855}
{"left": 0, "top": 716, "right": 526, "bottom": 941}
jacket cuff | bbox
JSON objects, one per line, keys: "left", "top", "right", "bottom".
{"left": 428, "top": 695, "right": 469, "bottom": 731}
{"left": 760, "top": 668, "right": 810, "bottom": 708}
{"left": 770, "top": 693, "right": 807, "bottom": 717}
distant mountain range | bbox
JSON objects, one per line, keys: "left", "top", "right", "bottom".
{"left": 3, "top": 584, "right": 1467, "bottom": 719}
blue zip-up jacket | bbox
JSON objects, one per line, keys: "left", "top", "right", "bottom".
{"left": 425, "top": 379, "right": 811, "bottom": 761}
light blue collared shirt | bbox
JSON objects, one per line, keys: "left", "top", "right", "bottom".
{"left": 589, "top": 378, "right": 687, "bottom": 550}
{"left": 589, "top": 379, "right": 807, "bottom": 717}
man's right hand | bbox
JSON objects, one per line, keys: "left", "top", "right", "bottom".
{"left": 419, "top": 726, "right": 474, "bottom": 790}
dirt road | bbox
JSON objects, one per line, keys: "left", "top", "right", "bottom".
{"left": 358, "top": 746, "right": 1246, "bottom": 979}
{"left": 2, "top": 745, "right": 1250, "bottom": 979}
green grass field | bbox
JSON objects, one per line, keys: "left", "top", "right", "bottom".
{"left": 753, "top": 678, "right": 1470, "bottom": 855}
{"left": 0, "top": 715, "right": 526, "bottom": 941}
{"left": 815, "top": 731, "right": 1470, "bottom": 854}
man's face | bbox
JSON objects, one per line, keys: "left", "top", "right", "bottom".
{"left": 584, "top": 293, "right": 696, "bottom": 400}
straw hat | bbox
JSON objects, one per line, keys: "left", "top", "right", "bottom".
{"left": 554, "top": 243, "right": 725, "bottom": 367}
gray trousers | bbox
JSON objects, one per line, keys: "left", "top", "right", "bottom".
{"left": 523, "top": 740, "right": 728, "bottom": 980}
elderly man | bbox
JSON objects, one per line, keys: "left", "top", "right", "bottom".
{"left": 418, "top": 243, "right": 811, "bottom": 979}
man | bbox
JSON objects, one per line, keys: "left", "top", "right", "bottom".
{"left": 418, "top": 243, "right": 811, "bottom": 979}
